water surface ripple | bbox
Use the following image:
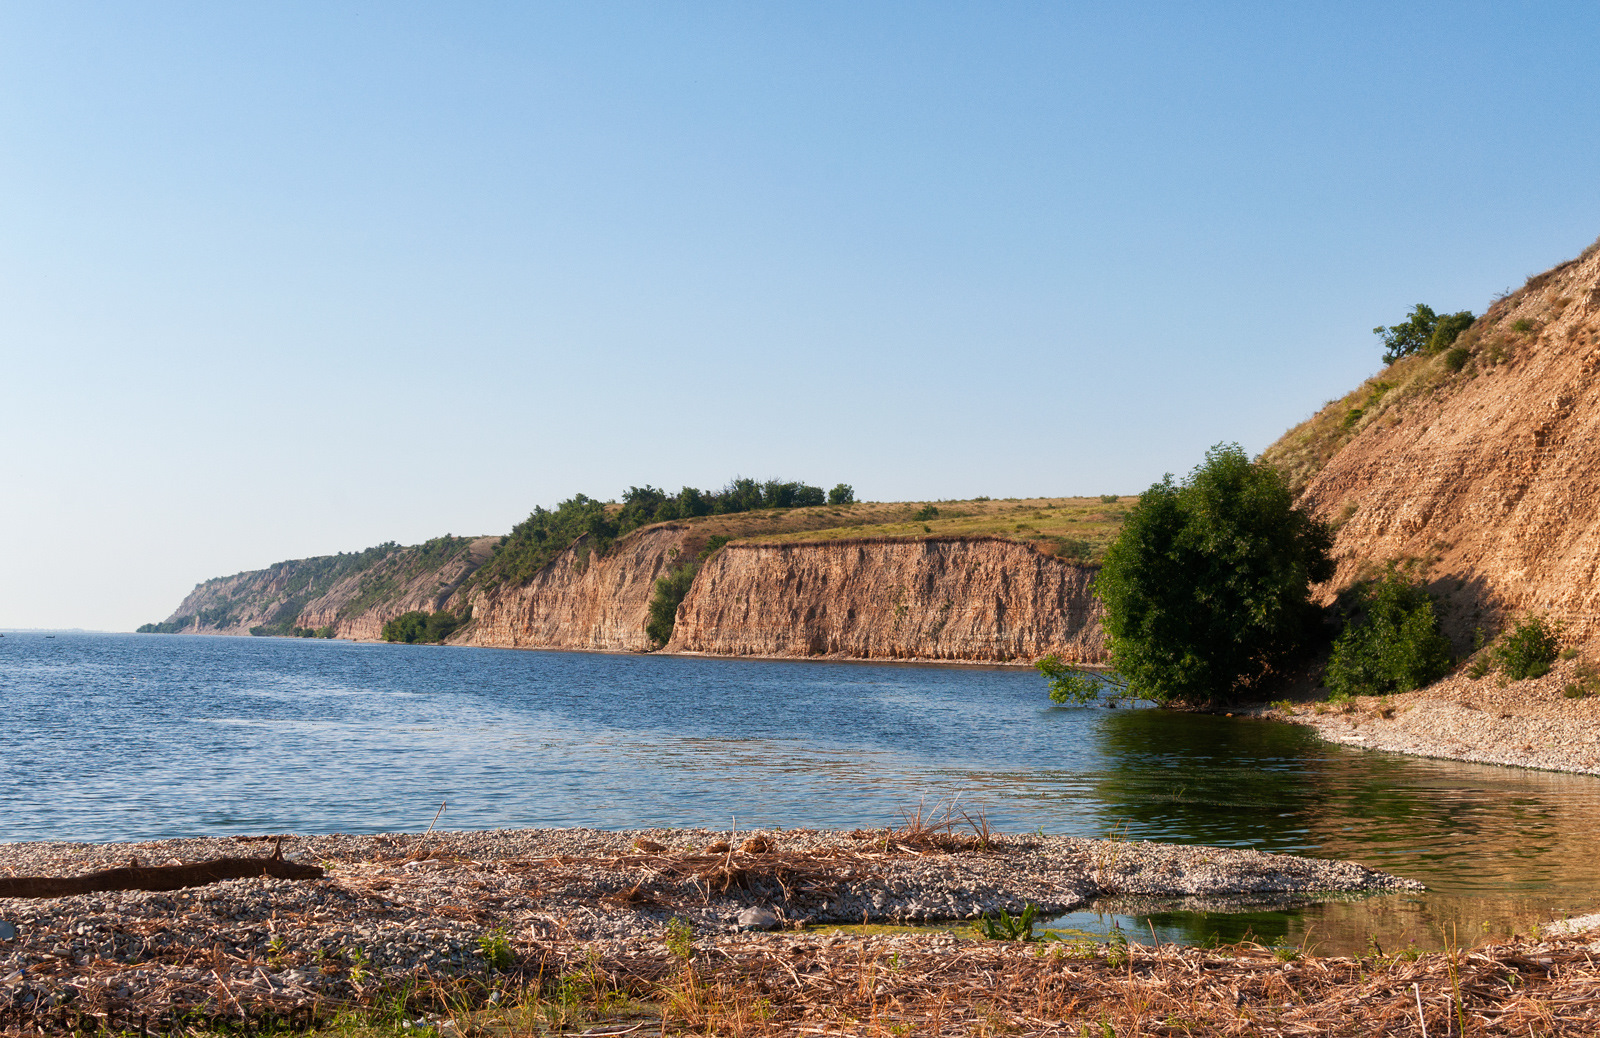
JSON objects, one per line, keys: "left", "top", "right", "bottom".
{"left": 4, "top": 633, "right": 1597, "bottom": 952}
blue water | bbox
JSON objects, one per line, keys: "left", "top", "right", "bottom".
{"left": 5, "top": 632, "right": 1599, "bottom": 953}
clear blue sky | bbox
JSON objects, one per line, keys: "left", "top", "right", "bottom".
{"left": 4, "top": 2, "right": 1598, "bottom": 630}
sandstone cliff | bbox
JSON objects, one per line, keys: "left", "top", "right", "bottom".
{"left": 149, "top": 535, "right": 498, "bottom": 639}
{"left": 664, "top": 536, "right": 1106, "bottom": 663}
{"left": 1261, "top": 236, "right": 1600, "bottom": 647}
{"left": 453, "top": 525, "right": 692, "bottom": 652}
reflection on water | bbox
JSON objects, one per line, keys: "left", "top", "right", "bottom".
{"left": 4, "top": 633, "right": 1599, "bottom": 954}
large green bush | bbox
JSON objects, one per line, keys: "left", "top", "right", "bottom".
{"left": 1093, "top": 444, "right": 1334, "bottom": 706}
{"left": 1325, "top": 572, "right": 1452, "bottom": 697}
{"left": 1492, "top": 615, "right": 1560, "bottom": 680}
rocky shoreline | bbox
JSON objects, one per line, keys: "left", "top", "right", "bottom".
{"left": 0, "top": 826, "right": 1419, "bottom": 1028}
{"left": 1276, "top": 656, "right": 1600, "bottom": 776}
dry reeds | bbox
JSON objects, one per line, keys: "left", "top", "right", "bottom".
{"left": 18, "top": 907, "right": 1600, "bottom": 1035}
{"left": 584, "top": 929, "right": 1600, "bottom": 1036}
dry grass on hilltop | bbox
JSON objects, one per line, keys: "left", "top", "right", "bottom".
{"left": 676, "top": 496, "right": 1131, "bottom": 564}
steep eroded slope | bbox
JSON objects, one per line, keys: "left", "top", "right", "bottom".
{"left": 1262, "top": 237, "right": 1600, "bottom": 646}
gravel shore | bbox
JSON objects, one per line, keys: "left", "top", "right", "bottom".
{"left": 1277, "top": 656, "right": 1600, "bottom": 775}
{"left": 0, "top": 826, "right": 1419, "bottom": 1026}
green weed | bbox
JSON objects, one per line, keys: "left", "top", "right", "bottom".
{"left": 973, "top": 903, "right": 1046, "bottom": 943}
{"left": 1104, "top": 925, "right": 1129, "bottom": 968}
{"left": 477, "top": 928, "right": 513, "bottom": 971}
{"left": 665, "top": 917, "right": 695, "bottom": 961}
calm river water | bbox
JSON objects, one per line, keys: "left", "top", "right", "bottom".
{"left": 4, "top": 632, "right": 1598, "bottom": 955}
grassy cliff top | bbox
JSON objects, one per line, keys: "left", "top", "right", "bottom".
{"left": 684, "top": 496, "right": 1129, "bottom": 563}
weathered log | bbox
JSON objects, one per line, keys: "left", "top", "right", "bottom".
{"left": 0, "top": 856, "right": 324, "bottom": 899}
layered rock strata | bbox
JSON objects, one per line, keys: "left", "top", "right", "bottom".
{"left": 454, "top": 525, "right": 692, "bottom": 652}
{"left": 664, "top": 536, "right": 1106, "bottom": 663}
{"left": 1265, "top": 238, "right": 1600, "bottom": 648}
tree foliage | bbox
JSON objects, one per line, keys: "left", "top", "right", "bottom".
{"left": 1035, "top": 654, "right": 1122, "bottom": 705}
{"left": 472, "top": 477, "right": 840, "bottom": 590}
{"left": 1325, "top": 570, "right": 1452, "bottom": 697}
{"left": 1374, "top": 304, "right": 1475, "bottom": 364}
{"left": 645, "top": 563, "right": 699, "bottom": 647}
{"left": 1093, "top": 444, "right": 1334, "bottom": 706}
{"left": 382, "top": 609, "right": 463, "bottom": 644}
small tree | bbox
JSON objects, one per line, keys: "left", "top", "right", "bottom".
{"left": 1375, "top": 304, "right": 1439, "bottom": 363}
{"left": 1093, "top": 444, "right": 1334, "bottom": 706}
{"left": 1325, "top": 571, "right": 1451, "bottom": 697}
{"left": 1374, "top": 304, "right": 1474, "bottom": 363}
{"left": 828, "top": 483, "right": 855, "bottom": 506}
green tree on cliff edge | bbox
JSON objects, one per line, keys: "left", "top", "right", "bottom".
{"left": 1092, "top": 443, "right": 1334, "bottom": 706}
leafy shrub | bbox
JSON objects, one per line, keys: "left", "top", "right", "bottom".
{"left": 913, "top": 504, "right": 940, "bottom": 521}
{"left": 1492, "top": 615, "right": 1560, "bottom": 680}
{"left": 1427, "top": 311, "right": 1475, "bottom": 353}
{"left": 477, "top": 928, "right": 513, "bottom": 970}
{"left": 1099, "top": 494, "right": 1119, "bottom": 504}
{"left": 645, "top": 563, "right": 699, "bottom": 647}
{"left": 828, "top": 483, "right": 855, "bottom": 505}
{"left": 1325, "top": 572, "right": 1452, "bottom": 697}
{"left": 1444, "top": 346, "right": 1470, "bottom": 372}
{"left": 1511, "top": 318, "right": 1536, "bottom": 334}
{"left": 1562, "top": 663, "right": 1598, "bottom": 699}
{"left": 1095, "top": 444, "right": 1334, "bottom": 706}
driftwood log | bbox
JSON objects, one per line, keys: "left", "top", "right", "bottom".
{"left": 0, "top": 855, "right": 324, "bottom": 899}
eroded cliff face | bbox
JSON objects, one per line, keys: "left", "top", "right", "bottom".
{"left": 663, "top": 536, "right": 1105, "bottom": 663}
{"left": 298, "top": 537, "right": 499, "bottom": 640}
{"left": 155, "top": 536, "right": 497, "bottom": 639}
{"left": 1263, "top": 237, "right": 1600, "bottom": 647}
{"left": 455, "top": 525, "right": 691, "bottom": 652}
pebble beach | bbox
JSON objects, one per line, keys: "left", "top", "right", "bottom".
{"left": 1279, "top": 656, "right": 1600, "bottom": 775}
